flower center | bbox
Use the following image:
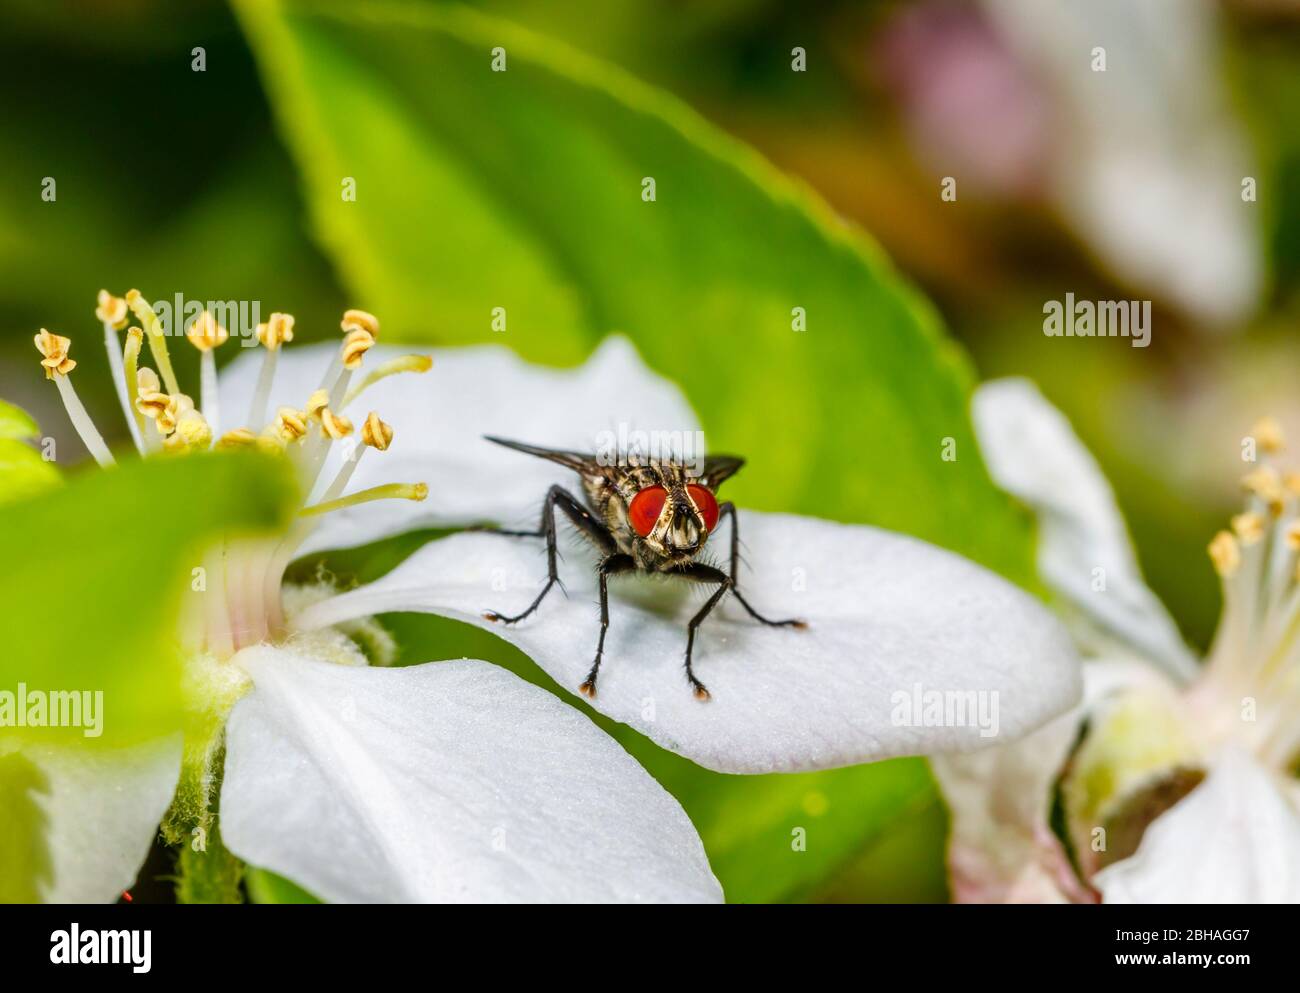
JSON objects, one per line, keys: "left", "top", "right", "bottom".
{"left": 1192, "top": 416, "right": 1300, "bottom": 767}
{"left": 38, "top": 291, "right": 432, "bottom": 659}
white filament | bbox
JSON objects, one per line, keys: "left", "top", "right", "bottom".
{"left": 200, "top": 349, "right": 221, "bottom": 439}
{"left": 103, "top": 322, "right": 143, "bottom": 454}
{"left": 54, "top": 374, "right": 115, "bottom": 467}
{"left": 248, "top": 347, "right": 279, "bottom": 430}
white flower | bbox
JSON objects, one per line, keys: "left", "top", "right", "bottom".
{"left": 22, "top": 298, "right": 716, "bottom": 903}
{"left": 981, "top": 0, "right": 1261, "bottom": 325}
{"left": 933, "top": 378, "right": 1300, "bottom": 903}
{"left": 20, "top": 293, "right": 1081, "bottom": 903}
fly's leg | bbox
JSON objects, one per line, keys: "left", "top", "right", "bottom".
{"left": 579, "top": 553, "right": 635, "bottom": 699}
{"left": 677, "top": 562, "right": 736, "bottom": 701}
{"left": 482, "top": 485, "right": 615, "bottom": 624}
{"left": 717, "top": 501, "right": 806, "bottom": 629}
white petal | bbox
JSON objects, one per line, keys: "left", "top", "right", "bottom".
{"left": 299, "top": 511, "right": 1082, "bottom": 774}
{"left": 974, "top": 378, "right": 1198, "bottom": 683}
{"left": 931, "top": 657, "right": 1159, "bottom": 903}
{"left": 219, "top": 336, "right": 699, "bottom": 554}
{"left": 1095, "top": 748, "right": 1300, "bottom": 903}
{"left": 931, "top": 709, "right": 1085, "bottom": 903}
{"left": 16, "top": 737, "right": 181, "bottom": 903}
{"left": 983, "top": 0, "right": 1261, "bottom": 324}
{"left": 219, "top": 645, "right": 721, "bottom": 903}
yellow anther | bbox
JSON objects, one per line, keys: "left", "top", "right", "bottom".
{"left": 1209, "top": 531, "right": 1241, "bottom": 577}
{"left": 1285, "top": 521, "right": 1300, "bottom": 551}
{"left": 255, "top": 312, "right": 295, "bottom": 350}
{"left": 361, "top": 411, "right": 393, "bottom": 451}
{"left": 341, "top": 328, "right": 375, "bottom": 370}
{"left": 95, "top": 290, "right": 128, "bottom": 329}
{"left": 157, "top": 394, "right": 194, "bottom": 436}
{"left": 256, "top": 428, "right": 287, "bottom": 455}
{"left": 341, "top": 308, "right": 380, "bottom": 339}
{"left": 215, "top": 428, "right": 258, "bottom": 450}
{"left": 306, "top": 389, "right": 330, "bottom": 421}
{"left": 1285, "top": 471, "right": 1300, "bottom": 497}
{"left": 1242, "top": 467, "right": 1285, "bottom": 514}
{"left": 134, "top": 368, "right": 171, "bottom": 423}
{"left": 186, "top": 310, "right": 229, "bottom": 352}
{"left": 34, "top": 329, "right": 76, "bottom": 379}
{"left": 163, "top": 410, "right": 213, "bottom": 453}
{"left": 1231, "top": 512, "right": 1266, "bottom": 545}
{"left": 1251, "top": 416, "right": 1285, "bottom": 454}
{"left": 275, "top": 406, "right": 309, "bottom": 443}
{"left": 1242, "top": 466, "right": 1279, "bottom": 493}
{"left": 320, "top": 407, "right": 353, "bottom": 440}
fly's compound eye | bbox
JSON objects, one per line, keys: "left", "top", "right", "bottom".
{"left": 628, "top": 485, "right": 668, "bottom": 537}
{"left": 687, "top": 484, "right": 720, "bottom": 532}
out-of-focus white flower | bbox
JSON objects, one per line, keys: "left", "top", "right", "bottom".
{"left": 935, "top": 380, "right": 1300, "bottom": 903}
{"left": 879, "top": 0, "right": 1263, "bottom": 327}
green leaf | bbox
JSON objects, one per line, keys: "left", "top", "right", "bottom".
{"left": 235, "top": 0, "right": 1036, "bottom": 586}
{"left": 0, "top": 753, "right": 52, "bottom": 903}
{"left": 0, "top": 399, "right": 40, "bottom": 440}
{"left": 238, "top": 0, "right": 1039, "bottom": 902}
{"left": 0, "top": 439, "right": 60, "bottom": 506}
{"left": 0, "top": 401, "right": 59, "bottom": 506}
{"left": 245, "top": 867, "right": 322, "bottom": 904}
{"left": 0, "top": 451, "right": 297, "bottom": 747}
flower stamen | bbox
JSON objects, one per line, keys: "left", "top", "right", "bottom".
{"left": 95, "top": 290, "right": 128, "bottom": 330}
{"left": 299, "top": 481, "right": 427, "bottom": 517}
{"left": 1252, "top": 416, "right": 1285, "bottom": 455}
{"left": 187, "top": 310, "right": 229, "bottom": 437}
{"left": 215, "top": 428, "right": 258, "bottom": 450}
{"left": 34, "top": 330, "right": 115, "bottom": 467}
{"left": 125, "top": 290, "right": 180, "bottom": 395}
{"left": 275, "top": 406, "right": 309, "bottom": 443}
{"left": 248, "top": 312, "right": 295, "bottom": 429}
{"left": 342, "top": 354, "right": 432, "bottom": 409}
{"left": 120, "top": 327, "right": 151, "bottom": 449}
{"left": 341, "top": 328, "right": 375, "bottom": 371}
{"left": 96, "top": 291, "right": 144, "bottom": 455}
{"left": 1208, "top": 531, "right": 1240, "bottom": 577}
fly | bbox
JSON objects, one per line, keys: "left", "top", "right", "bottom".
{"left": 478, "top": 435, "right": 806, "bottom": 701}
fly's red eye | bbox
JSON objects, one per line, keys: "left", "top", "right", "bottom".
{"left": 628, "top": 486, "right": 667, "bottom": 537}
{"left": 687, "top": 485, "right": 720, "bottom": 532}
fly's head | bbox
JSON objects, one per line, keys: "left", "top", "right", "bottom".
{"left": 588, "top": 451, "right": 745, "bottom": 570}
{"left": 603, "top": 463, "right": 720, "bottom": 569}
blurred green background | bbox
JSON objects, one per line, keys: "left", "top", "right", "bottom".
{"left": 4, "top": 0, "right": 1300, "bottom": 902}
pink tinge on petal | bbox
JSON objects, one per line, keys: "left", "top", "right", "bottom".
{"left": 949, "top": 825, "right": 1094, "bottom": 904}
{"left": 874, "top": 3, "right": 1052, "bottom": 197}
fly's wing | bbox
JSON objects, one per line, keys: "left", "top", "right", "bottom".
{"left": 700, "top": 454, "right": 745, "bottom": 489}
{"left": 483, "top": 436, "right": 603, "bottom": 476}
